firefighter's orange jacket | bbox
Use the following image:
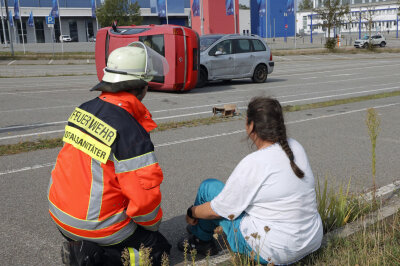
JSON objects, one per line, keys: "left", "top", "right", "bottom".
{"left": 48, "top": 91, "right": 163, "bottom": 245}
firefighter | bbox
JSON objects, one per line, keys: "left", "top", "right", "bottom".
{"left": 48, "top": 42, "right": 171, "bottom": 266}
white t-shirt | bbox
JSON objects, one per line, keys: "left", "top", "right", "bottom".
{"left": 211, "top": 139, "right": 323, "bottom": 265}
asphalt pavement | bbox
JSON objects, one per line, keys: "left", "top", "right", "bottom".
{"left": 0, "top": 53, "right": 399, "bottom": 265}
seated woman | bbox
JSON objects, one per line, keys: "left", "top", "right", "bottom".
{"left": 178, "top": 97, "right": 323, "bottom": 265}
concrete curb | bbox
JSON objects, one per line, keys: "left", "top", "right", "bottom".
{"left": 180, "top": 180, "right": 400, "bottom": 266}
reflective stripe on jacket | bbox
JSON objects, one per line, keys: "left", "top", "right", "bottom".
{"left": 48, "top": 91, "right": 163, "bottom": 245}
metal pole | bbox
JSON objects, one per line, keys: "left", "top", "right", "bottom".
{"left": 359, "top": 10, "right": 361, "bottom": 39}
{"left": 284, "top": 12, "right": 287, "bottom": 42}
{"left": 310, "top": 14, "right": 313, "bottom": 43}
{"left": 52, "top": 25, "right": 55, "bottom": 58}
{"left": 4, "top": 0, "right": 13, "bottom": 55}
{"left": 274, "top": 18, "right": 275, "bottom": 39}
{"left": 0, "top": 0, "right": 8, "bottom": 46}
{"left": 18, "top": 0, "right": 25, "bottom": 54}
{"left": 33, "top": 16, "right": 37, "bottom": 43}
{"left": 294, "top": 0, "right": 297, "bottom": 49}
{"left": 165, "top": 0, "right": 168, "bottom": 24}
{"left": 200, "top": 0, "right": 204, "bottom": 35}
{"left": 397, "top": 13, "right": 399, "bottom": 39}
{"left": 94, "top": 0, "right": 98, "bottom": 31}
{"left": 233, "top": 0, "right": 237, "bottom": 33}
{"left": 56, "top": 0, "right": 63, "bottom": 54}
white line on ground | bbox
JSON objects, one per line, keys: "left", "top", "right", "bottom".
{"left": 301, "top": 77, "right": 317, "bottom": 80}
{"left": 300, "top": 55, "right": 321, "bottom": 60}
{"left": 0, "top": 105, "right": 76, "bottom": 114}
{"left": 327, "top": 54, "right": 351, "bottom": 59}
{"left": 0, "top": 88, "right": 88, "bottom": 96}
{"left": 330, "top": 73, "right": 353, "bottom": 77}
{"left": 0, "top": 129, "right": 65, "bottom": 141}
{"left": 151, "top": 82, "right": 399, "bottom": 113}
{"left": 273, "top": 63, "right": 400, "bottom": 78}
{"left": 1, "top": 85, "right": 399, "bottom": 140}
{"left": 274, "top": 56, "right": 292, "bottom": 61}
{"left": 1, "top": 102, "right": 399, "bottom": 176}
{"left": 7, "top": 60, "right": 16, "bottom": 65}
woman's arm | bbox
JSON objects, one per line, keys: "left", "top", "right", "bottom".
{"left": 186, "top": 202, "right": 222, "bottom": 225}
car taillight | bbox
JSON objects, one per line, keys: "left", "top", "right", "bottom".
{"left": 270, "top": 52, "right": 273, "bottom": 61}
{"left": 173, "top": 28, "right": 183, "bottom": 35}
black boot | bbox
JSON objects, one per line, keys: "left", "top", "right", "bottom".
{"left": 61, "top": 241, "right": 105, "bottom": 266}
{"left": 177, "top": 234, "right": 219, "bottom": 256}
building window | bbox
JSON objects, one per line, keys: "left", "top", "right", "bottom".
{"left": 35, "top": 19, "right": 45, "bottom": 43}
{"left": 15, "top": 19, "right": 27, "bottom": 43}
{"left": 69, "top": 21, "right": 78, "bottom": 42}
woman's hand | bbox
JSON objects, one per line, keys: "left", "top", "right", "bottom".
{"left": 186, "top": 215, "right": 198, "bottom": 225}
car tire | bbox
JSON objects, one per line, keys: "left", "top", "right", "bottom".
{"left": 380, "top": 42, "right": 386, "bottom": 47}
{"left": 363, "top": 43, "right": 368, "bottom": 49}
{"left": 252, "top": 64, "right": 268, "bottom": 83}
{"left": 197, "top": 68, "right": 208, "bottom": 88}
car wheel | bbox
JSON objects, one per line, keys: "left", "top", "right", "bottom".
{"left": 380, "top": 42, "right": 386, "bottom": 47}
{"left": 252, "top": 64, "right": 268, "bottom": 83}
{"left": 363, "top": 43, "right": 368, "bottom": 49}
{"left": 197, "top": 68, "right": 208, "bottom": 88}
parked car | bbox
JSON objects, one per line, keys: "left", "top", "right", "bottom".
{"left": 354, "top": 34, "right": 386, "bottom": 48}
{"left": 198, "top": 34, "right": 274, "bottom": 87}
{"left": 89, "top": 36, "right": 96, "bottom": 42}
{"left": 59, "top": 35, "right": 72, "bottom": 42}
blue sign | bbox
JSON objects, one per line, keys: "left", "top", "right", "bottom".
{"left": 192, "top": 0, "right": 200, "bottom": 16}
{"left": 226, "top": 0, "right": 234, "bottom": 16}
{"left": 46, "top": 16, "right": 55, "bottom": 24}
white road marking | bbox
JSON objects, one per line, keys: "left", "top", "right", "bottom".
{"left": 7, "top": 60, "right": 16, "bottom": 65}
{"left": 300, "top": 55, "right": 321, "bottom": 60}
{"left": 273, "top": 63, "right": 400, "bottom": 78}
{"left": 0, "top": 88, "right": 88, "bottom": 96}
{"left": 0, "top": 163, "right": 55, "bottom": 176}
{"left": 330, "top": 73, "right": 353, "bottom": 77}
{"left": 274, "top": 56, "right": 292, "bottom": 61}
{"left": 1, "top": 85, "right": 399, "bottom": 140}
{"left": 301, "top": 77, "right": 317, "bottom": 80}
{"left": 1, "top": 102, "right": 399, "bottom": 176}
{"left": 0, "top": 105, "right": 76, "bottom": 114}
{"left": 328, "top": 54, "right": 351, "bottom": 59}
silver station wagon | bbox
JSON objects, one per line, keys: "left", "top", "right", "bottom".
{"left": 198, "top": 34, "right": 274, "bottom": 87}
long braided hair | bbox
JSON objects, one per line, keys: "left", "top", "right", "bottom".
{"left": 246, "top": 97, "right": 304, "bottom": 178}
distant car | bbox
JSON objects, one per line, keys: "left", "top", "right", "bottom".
{"left": 354, "top": 34, "right": 386, "bottom": 48}
{"left": 198, "top": 34, "right": 274, "bottom": 87}
{"left": 89, "top": 36, "right": 96, "bottom": 42}
{"left": 59, "top": 35, "right": 72, "bottom": 42}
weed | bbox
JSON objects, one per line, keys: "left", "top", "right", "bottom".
{"left": 365, "top": 108, "right": 380, "bottom": 203}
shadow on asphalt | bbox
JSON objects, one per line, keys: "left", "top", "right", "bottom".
{"left": 159, "top": 214, "right": 190, "bottom": 265}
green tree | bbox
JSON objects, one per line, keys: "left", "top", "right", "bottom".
{"left": 298, "top": 0, "right": 313, "bottom": 11}
{"left": 361, "top": 5, "right": 377, "bottom": 50}
{"left": 97, "top": 0, "right": 142, "bottom": 28}
{"left": 313, "top": 0, "right": 349, "bottom": 49}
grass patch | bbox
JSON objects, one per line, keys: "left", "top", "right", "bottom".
{"left": 0, "top": 51, "right": 95, "bottom": 60}
{"left": 0, "top": 73, "right": 96, "bottom": 78}
{"left": 155, "top": 115, "right": 240, "bottom": 132}
{"left": 1, "top": 90, "right": 399, "bottom": 156}
{"left": 295, "top": 210, "right": 400, "bottom": 265}
{"left": 282, "top": 90, "right": 400, "bottom": 112}
{"left": 0, "top": 138, "right": 63, "bottom": 156}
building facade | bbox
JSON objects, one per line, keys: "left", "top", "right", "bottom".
{"left": 0, "top": 0, "right": 191, "bottom": 44}
{"left": 298, "top": 1, "right": 400, "bottom": 37}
